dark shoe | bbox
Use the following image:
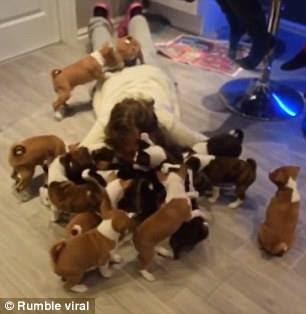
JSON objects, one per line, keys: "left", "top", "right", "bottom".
{"left": 236, "top": 34, "right": 275, "bottom": 70}
{"left": 93, "top": 2, "right": 110, "bottom": 18}
{"left": 228, "top": 29, "right": 246, "bottom": 59}
{"left": 281, "top": 47, "right": 306, "bottom": 71}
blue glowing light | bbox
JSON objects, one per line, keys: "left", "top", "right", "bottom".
{"left": 272, "top": 93, "right": 297, "bottom": 117}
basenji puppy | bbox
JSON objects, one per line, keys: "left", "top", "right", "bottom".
{"left": 61, "top": 144, "right": 117, "bottom": 183}
{"left": 46, "top": 156, "right": 101, "bottom": 221}
{"left": 66, "top": 212, "right": 102, "bottom": 237}
{"left": 9, "top": 135, "right": 66, "bottom": 201}
{"left": 192, "top": 129, "right": 244, "bottom": 158}
{"left": 116, "top": 35, "right": 144, "bottom": 67}
{"left": 81, "top": 168, "right": 119, "bottom": 188}
{"left": 134, "top": 133, "right": 168, "bottom": 170}
{"left": 258, "top": 166, "right": 300, "bottom": 256}
{"left": 59, "top": 147, "right": 96, "bottom": 184}
{"left": 169, "top": 216, "right": 209, "bottom": 259}
{"left": 50, "top": 189, "right": 136, "bottom": 293}
{"left": 169, "top": 169, "right": 209, "bottom": 259}
{"left": 65, "top": 176, "right": 133, "bottom": 236}
{"left": 133, "top": 165, "right": 204, "bottom": 281}
{"left": 51, "top": 43, "right": 124, "bottom": 120}
{"left": 185, "top": 154, "right": 256, "bottom": 208}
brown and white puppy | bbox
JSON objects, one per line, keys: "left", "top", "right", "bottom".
{"left": 8, "top": 135, "right": 66, "bottom": 200}
{"left": 59, "top": 147, "right": 96, "bottom": 183}
{"left": 185, "top": 154, "right": 256, "bottom": 208}
{"left": 50, "top": 190, "right": 135, "bottom": 293}
{"left": 258, "top": 166, "right": 300, "bottom": 256}
{"left": 133, "top": 165, "right": 203, "bottom": 281}
{"left": 116, "top": 35, "right": 144, "bottom": 66}
{"left": 65, "top": 177, "right": 133, "bottom": 239}
{"left": 46, "top": 156, "right": 102, "bottom": 221}
{"left": 66, "top": 212, "right": 102, "bottom": 237}
{"left": 51, "top": 43, "right": 124, "bottom": 120}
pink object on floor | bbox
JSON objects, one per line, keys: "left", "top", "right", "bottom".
{"left": 117, "top": 2, "right": 143, "bottom": 37}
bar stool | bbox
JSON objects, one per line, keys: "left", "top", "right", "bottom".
{"left": 219, "top": 0, "right": 304, "bottom": 120}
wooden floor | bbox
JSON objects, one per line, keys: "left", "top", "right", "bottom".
{"left": 1, "top": 24, "right": 306, "bottom": 314}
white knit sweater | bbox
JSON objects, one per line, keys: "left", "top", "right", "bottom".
{"left": 81, "top": 64, "right": 206, "bottom": 147}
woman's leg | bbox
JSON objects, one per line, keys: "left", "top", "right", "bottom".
{"left": 127, "top": 15, "right": 160, "bottom": 67}
{"left": 88, "top": 16, "right": 113, "bottom": 51}
{"left": 215, "top": 0, "right": 246, "bottom": 59}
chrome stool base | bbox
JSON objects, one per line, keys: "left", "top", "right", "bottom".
{"left": 219, "top": 0, "right": 304, "bottom": 122}
{"left": 219, "top": 78, "right": 304, "bottom": 120}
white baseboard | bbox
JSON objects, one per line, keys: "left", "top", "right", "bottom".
{"left": 150, "top": 2, "right": 202, "bottom": 35}
{"left": 150, "top": 0, "right": 198, "bottom": 15}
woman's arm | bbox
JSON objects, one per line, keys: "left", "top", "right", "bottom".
{"left": 80, "top": 118, "right": 107, "bottom": 147}
{"left": 155, "top": 108, "right": 208, "bottom": 147}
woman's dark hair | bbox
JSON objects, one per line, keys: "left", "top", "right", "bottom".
{"left": 104, "top": 98, "right": 158, "bottom": 150}
{"left": 104, "top": 97, "right": 183, "bottom": 163}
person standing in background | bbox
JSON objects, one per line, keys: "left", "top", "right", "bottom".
{"left": 184, "top": 0, "right": 273, "bottom": 70}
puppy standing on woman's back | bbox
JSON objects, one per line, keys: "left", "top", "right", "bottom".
{"left": 133, "top": 165, "right": 203, "bottom": 281}
{"left": 51, "top": 43, "right": 124, "bottom": 120}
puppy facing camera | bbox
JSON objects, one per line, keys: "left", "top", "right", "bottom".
{"left": 54, "top": 104, "right": 69, "bottom": 121}
{"left": 116, "top": 35, "right": 144, "bottom": 66}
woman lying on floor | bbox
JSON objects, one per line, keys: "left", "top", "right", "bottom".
{"left": 80, "top": 2, "right": 207, "bottom": 162}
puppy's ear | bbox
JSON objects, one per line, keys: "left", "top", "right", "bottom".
{"left": 12, "top": 145, "right": 26, "bottom": 157}
{"left": 177, "top": 164, "right": 187, "bottom": 179}
{"left": 287, "top": 166, "right": 300, "bottom": 179}
{"left": 120, "top": 179, "right": 133, "bottom": 190}
{"left": 269, "top": 168, "right": 287, "bottom": 186}
{"left": 59, "top": 153, "right": 71, "bottom": 166}
{"left": 68, "top": 143, "right": 79, "bottom": 152}
{"left": 156, "top": 170, "right": 168, "bottom": 182}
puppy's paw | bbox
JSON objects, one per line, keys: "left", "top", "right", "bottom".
{"left": 155, "top": 246, "right": 173, "bottom": 259}
{"left": 99, "top": 265, "right": 112, "bottom": 278}
{"left": 70, "top": 284, "right": 88, "bottom": 293}
{"left": 12, "top": 187, "right": 32, "bottom": 202}
{"left": 54, "top": 110, "right": 64, "bottom": 121}
{"left": 39, "top": 186, "right": 50, "bottom": 207}
{"left": 191, "top": 209, "right": 205, "bottom": 219}
{"left": 228, "top": 198, "right": 243, "bottom": 209}
{"left": 208, "top": 196, "right": 217, "bottom": 204}
{"left": 110, "top": 253, "right": 123, "bottom": 264}
{"left": 139, "top": 269, "right": 156, "bottom": 282}
{"left": 49, "top": 206, "right": 60, "bottom": 223}
{"left": 81, "top": 169, "right": 90, "bottom": 180}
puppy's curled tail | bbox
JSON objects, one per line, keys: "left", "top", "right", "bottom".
{"left": 51, "top": 69, "right": 62, "bottom": 79}
{"left": 246, "top": 158, "right": 257, "bottom": 171}
{"left": 11, "top": 144, "right": 26, "bottom": 157}
{"left": 50, "top": 240, "right": 66, "bottom": 269}
{"left": 273, "top": 242, "right": 288, "bottom": 256}
{"left": 70, "top": 224, "right": 82, "bottom": 236}
{"left": 229, "top": 129, "right": 244, "bottom": 142}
